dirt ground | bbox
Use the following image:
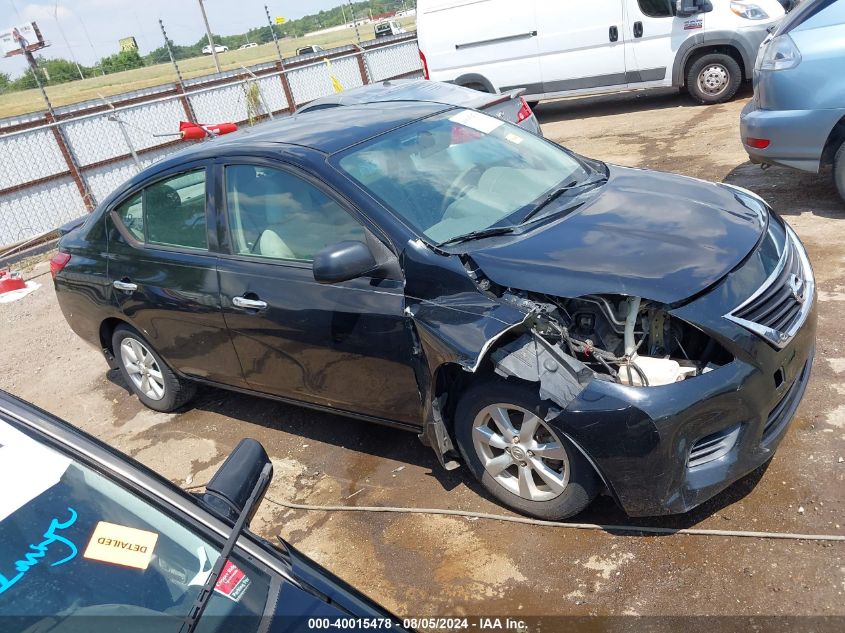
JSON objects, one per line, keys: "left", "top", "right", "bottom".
{"left": 1, "top": 86, "right": 844, "bottom": 622}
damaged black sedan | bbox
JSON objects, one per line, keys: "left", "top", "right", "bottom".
{"left": 53, "top": 102, "right": 816, "bottom": 520}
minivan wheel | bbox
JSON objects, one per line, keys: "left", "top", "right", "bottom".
{"left": 112, "top": 325, "right": 195, "bottom": 412}
{"left": 834, "top": 141, "right": 845, "bottom": 202}
{"left": 454, "top": 378, "right": 599, "bottom": 520}
{"left": 687, "top": 54, "right": 742, "bottom": 104}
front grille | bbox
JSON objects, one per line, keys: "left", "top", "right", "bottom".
{"left": 727, "top": 227, "right": 813, "bottom": 349}
{"left": 762, "top": 359, "right": 811, "bottom": 443}
{"left": 688, "top": 424, "right": 741, "bottom": 468}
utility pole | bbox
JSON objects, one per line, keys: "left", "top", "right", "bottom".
{"left": 347, "top": 1, "right": 362, "bottom": 44}
{"left": 197, "top": 0, "right": 222, "bottom": 73}
{"left": 264, "top": 5, "right": 285, "bottom": 65}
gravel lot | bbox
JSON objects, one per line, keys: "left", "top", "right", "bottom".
{"left": 1, "top": 87, "right": 844, "bottom": 621}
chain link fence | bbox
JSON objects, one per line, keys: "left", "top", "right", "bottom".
{"left": 0, "top": 35, "right": 422, "bottom": 249}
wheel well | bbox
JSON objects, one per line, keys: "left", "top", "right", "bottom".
{"left": 683, "top": 45, "right": 746, "bottom": 85}
{"left": 821, "top": 116, "right": 845, "bottom": 166}
{"left": 99, "top": 317, "right": 126, "bottom": 356}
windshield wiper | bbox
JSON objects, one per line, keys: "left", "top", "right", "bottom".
{"left": 180, "top": 463, "right": 273, "bottom": 633}
{"left": 521, "top": 176, "right": 608, "bottom": 225}
{"left": 438, "top": 225, "right": 516, "bottom": 247}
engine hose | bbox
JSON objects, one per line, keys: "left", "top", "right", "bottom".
{"left": 265, "top": 496, "right": 845, "bottom": 542}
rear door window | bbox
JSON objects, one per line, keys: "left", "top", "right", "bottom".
{"left": 112, "top": 169, "right": 208, "bottom": 250}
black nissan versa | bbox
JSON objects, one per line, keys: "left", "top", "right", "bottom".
{"left": 52, "top": 102, "right": 817, "bottom": 520}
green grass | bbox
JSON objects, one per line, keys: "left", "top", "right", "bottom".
{"left": 0, "top": 18, "right": 416, "bottom": 120}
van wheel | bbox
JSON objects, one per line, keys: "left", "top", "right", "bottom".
{"left": 834, "top": 142, "right": 845, "bottom": 202}
{"left": 686, "top": 54, "right": 742, "bottom": 104}
{"left": 453, "top": 378, "right": 599, "bottom": 520}
{"left": 112, "top": 325, "right": 196, "bottom": 412}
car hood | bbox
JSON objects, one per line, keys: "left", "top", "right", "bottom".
{"left": 466, "top": 165, "right": 767, "bottom": 305}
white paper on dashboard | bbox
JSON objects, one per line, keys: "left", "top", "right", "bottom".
{"left": 0, "top": 421, "right": 72, "bottom": 522}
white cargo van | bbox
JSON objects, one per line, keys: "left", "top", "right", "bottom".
{"left": 417, "top": 0, "right": 785, "bottom": 104}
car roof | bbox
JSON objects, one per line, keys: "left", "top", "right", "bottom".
{"left": 164, "top": 101, "right": 453, "bottom": 163}
{"left": 301, "top": 79, "right": 497, "bottom": 112}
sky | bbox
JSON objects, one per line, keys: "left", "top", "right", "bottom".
{"left": 1, "top": 0, "right": 348, "bottom": 77}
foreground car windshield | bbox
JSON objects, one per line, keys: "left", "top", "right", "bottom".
{"left": 336, "top": 109, "right": 590, "bottom": 244}
{"left": 0, "top": 421, "right": 269, "bottom": 631}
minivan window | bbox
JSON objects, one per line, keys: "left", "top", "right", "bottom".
{"left": 144, "top": 170, "right": 208, "bottom": 250}
{"left": 638, "top": 0, "right": 674, "bottom": 18}
{"left": 225, "top": 165, "right": 366, "bottom": 262}
{"left": 336, "top": 109, "right": 590, "bottom": 245}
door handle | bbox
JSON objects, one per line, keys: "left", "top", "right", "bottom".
{"left": 609, "top": 25, "right": 619, "bottom": 42}
{"left": 634, "top": 21, "right": 643, "bottom": 38}
{"left": 113, "top": 280, "right": 138, "bottom": 292}
{"left": 232, "top": 296, "right": 268, "bottom": 310}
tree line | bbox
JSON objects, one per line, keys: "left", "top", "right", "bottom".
{"left": 0, "top": 0, "right": 411, "bottom": 93}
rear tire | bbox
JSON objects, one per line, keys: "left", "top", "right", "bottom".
{"left": 834, "top": 141, "right": 845, "bottom": 202}
{"left": 454, "top": 378, "right": 599, "bottom": 520}
{"left": 112, "top": 325, "right": 196, "bottom": 412}
{"left": 462, "top": 82, "right": 490, "bottom": 93}
{"left": 686, "top": 53, "right": 742, "bottom": 105}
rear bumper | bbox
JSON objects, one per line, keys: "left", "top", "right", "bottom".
{"left": 740, "top": 99, "right": 845, "bottom": 172}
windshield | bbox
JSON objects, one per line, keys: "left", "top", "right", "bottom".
{"left": 0, "top": 421, "right": 270, "bottom": 632}
{"left": 336, "top": 109, "right": 591, "bottom": 245}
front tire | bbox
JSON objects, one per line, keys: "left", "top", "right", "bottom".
{"left": 112, "top": 325, "right": 195, "bottom": 412}
{"left": 686, "top": 53, "right": 742, "bottom": 105}
{"left": 454, "top": 378, "right": 599, "bottom": 520}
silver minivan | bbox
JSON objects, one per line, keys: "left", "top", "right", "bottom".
{"left": 741, "top": 0, "right": 845, "bottom": 200}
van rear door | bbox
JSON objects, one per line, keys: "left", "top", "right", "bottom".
{"left": 535, "top": 0, "right": 628, "bottom": 96}
{"left": 418, "top": 0, "right": 540, "bottom": 93}
{"left": 625, "top": 0, "right": 696, "bottom": 88}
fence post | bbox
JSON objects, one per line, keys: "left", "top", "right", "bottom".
{"left": 355, "top": 47, "right": 371, "bottom": 85}
{"left": 46, "top": 113, "right": 95, "bottom": 211}
{"left": 275, "top": 62, "right": 296, "bottom": 113}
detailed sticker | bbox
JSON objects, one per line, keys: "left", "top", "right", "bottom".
{"left": 449, "top": 109, "right": 504, "bottom": 135}
{"left": 505, "top": 132, "right": 524, "bottom": 145}
{"left": 684, "top": 18, "right": 703, "bottom": 30}
{"left": 83, "top": 521, "right": 158, "bottom": 570}
{"left": 0, "top": 421, "right": 72, "bottom": 522}
{"left": 214, "top": 560, "right": 250, "bottom": 602}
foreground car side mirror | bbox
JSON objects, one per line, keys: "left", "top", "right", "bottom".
{"left": 313, "top": 240, "right": 378, "bottom": 284}
{"left": 202, "top": 438, "right": 272, "bottom": 526}
{"left": 675, "top": 0, "right": 712, "bottom": 17}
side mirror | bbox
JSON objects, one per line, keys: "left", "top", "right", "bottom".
{"left": 202, "top": 439, "right": 272, "bottom": 526}
{"left": 313, "top": 240, "right": 378, "bottom": 284}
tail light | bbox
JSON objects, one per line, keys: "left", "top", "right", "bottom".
{"left": 745, "top": 137, "right": 770, "bottom": 149}
{"left": 419, "top": 49, "right": 429, "bottom": 79}
{"left": 50, "top": 251, "right": 71, "bottom": 279}
{"left": 516, "top": 97, "right": 533, "bottom": 123}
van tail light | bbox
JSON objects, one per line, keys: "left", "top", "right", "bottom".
{"left": 746, "top": 137, "right": 770, "bottom": 149}
{"left": 50, "top": 251, "right": 71, "bottom": 279}
{"left": 516, "top": 97, "right": 533, "bottom": 123}
{"left": 419, "top": 48, "right": 430, "bottom": 79}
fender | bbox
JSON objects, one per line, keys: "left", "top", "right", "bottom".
{"left": 671, "top": 29, "right": 763, "bottom": 86}
{"left": 452, "top": 72, "right": 497, "bottom": 94}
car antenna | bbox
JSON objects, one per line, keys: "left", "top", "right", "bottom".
{"left": 179, "top": 463, "right": 273, "bottom": 633}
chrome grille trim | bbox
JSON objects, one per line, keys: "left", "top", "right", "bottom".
{"left": 725, "top": 225, "right": 814, "bottom": 349}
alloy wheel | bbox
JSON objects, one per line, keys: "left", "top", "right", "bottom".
{"left": 120, "top": 338, "right": 166, "bottom": 401}
{"left": 472, "top": 403, "right": 570, "bottom": 501}
{"left": 697, "top": 64, "right": 730, "bottom": 97}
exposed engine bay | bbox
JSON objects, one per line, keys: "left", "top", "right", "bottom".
{"left": 496, "top": 289, "right": 732, "bottom": 388}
